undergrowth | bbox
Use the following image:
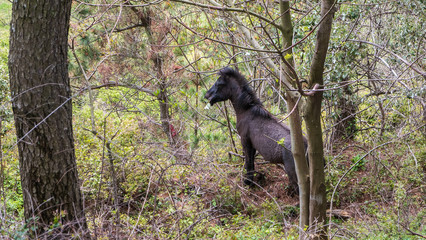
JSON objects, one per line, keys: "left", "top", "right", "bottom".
{"left": 1, "top": 1, "right": 425, "bottom": 239}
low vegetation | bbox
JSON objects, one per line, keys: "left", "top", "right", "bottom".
{"left": 1, "top": 0, "right": 425, "bottom": 239}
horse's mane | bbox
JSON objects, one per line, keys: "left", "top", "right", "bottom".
{"left": 219, "top": 67, "right": 271, "bottom": 119}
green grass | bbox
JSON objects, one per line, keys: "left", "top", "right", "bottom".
{"left": 0, "top": 0, "right": 11, "bottom": 59}
{"left": 0, "top": 0, "right": 12, "bottom": 27}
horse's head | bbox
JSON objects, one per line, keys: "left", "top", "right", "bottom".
{"left": 205, "top": 67, "right": 238, "bottom": 105}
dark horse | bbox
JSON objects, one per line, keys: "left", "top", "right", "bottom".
{"left": 205, "top": 67, "right": 308, "bottom": 194}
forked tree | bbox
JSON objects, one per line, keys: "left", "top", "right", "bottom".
{"left": 170, "top": 0, "right": 335, "bottom": 238}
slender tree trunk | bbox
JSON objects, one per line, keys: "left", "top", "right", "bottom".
{"left": 152, "top": 52, "right": 172, "bottom": 142}
{"left": 158, "top": 78, "right": 173, "bottom": 143}
{"left": 130, "top": 6, "right": 174, "bottom": 144}
{"left": 305, "top": 0, "right": 335, "bottom": 238}
{"left": 280, "top": 1, "right": 310, "bottom": 233}
{"left": 287, "top": 96, "right": 310, "bottom": 230}
{"left": 332, "top": 81, "right": 358, "bottom": 141}
{"left": 9, "top": 0, "right": 88, "bottom": 237}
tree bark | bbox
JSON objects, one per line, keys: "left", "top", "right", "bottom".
{"left": 153, "top": 55, "right": 174, "bottom": 143}
{"left": 332, "top": 82, "right": 358, "bottom": 141}
{"left": 279, "top": 1, "right": 310, "bottom": 234}
{"left": 130, "top": 6, "right": 175, "bottom": 144}
{"left": 305, "top": 0, "right": 335, "bottom": 238}
{"left": 9, "top": 0, "right": 88, "bottom": 237}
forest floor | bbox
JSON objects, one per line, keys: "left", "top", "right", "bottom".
{"left": 0, "top": 1, "right": 425, "bottom": 239}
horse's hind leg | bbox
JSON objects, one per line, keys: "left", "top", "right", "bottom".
{"left": 282, "top": 149, "right": 299, "bottom": 195}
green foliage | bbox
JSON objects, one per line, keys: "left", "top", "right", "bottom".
{"left": 343, "top": 207, "right": 426, "bottom": 239}
{"left": 0, "top": 0, "right": 11, "bottom": 118}
{"left": 1, "top": 0, "right": 424, "bottom": 239}
{"left": 350, "top": 154, "right": 365, "bottom": 171}
{"left": 0, "top": 2, "right": 25, "bottom": 236}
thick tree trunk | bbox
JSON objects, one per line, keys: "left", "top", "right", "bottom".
{"left": 305, "top": 0, "right": 335, "bottom": 239}
{"left": 9, "top": 0, "right": 88, "bottom": 237}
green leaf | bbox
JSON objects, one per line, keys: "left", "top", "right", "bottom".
{"left": 277, "top": 137, "right": 286, "bottom": 147}
{"left": 284, "top": 53, "right": 292, "bottom": 61}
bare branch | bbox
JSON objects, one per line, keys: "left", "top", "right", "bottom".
{"left": 174, "top": 18, "right": 280, "bottom": 54}
{"left": 113, "top": 23, "right": 148, "bottom": 32}
{"left": 171, "top": 0, "right": 284, "bottom": 32}
{"left": 74, "top": 0, "right": 163, "bottom": 8}
{"left": 89, "top": 81, "right": 155, "bottom": 96}
{"left": 349, "top": 39, "right": 426, "bottom": 79}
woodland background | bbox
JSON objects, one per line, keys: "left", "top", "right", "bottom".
{"left": 0, "top": 0, "right": 425, "bottom": 239}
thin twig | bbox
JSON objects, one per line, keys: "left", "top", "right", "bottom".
{"left": 348, "top": 39, "right": 426, "bottom": 78}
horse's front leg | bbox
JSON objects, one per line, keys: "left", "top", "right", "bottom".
{"left": 242, "top": 140, "right": 256, "bottom": 186}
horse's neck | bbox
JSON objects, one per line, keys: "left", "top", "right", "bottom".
{"left": 231, "top": 88, "right": 271, "bottom": 122}
{"left": 230, "top": 92, "right": 259, "bottom": 117}
{"left": 230, "top": 101, "right": 244, "bottom": 116}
